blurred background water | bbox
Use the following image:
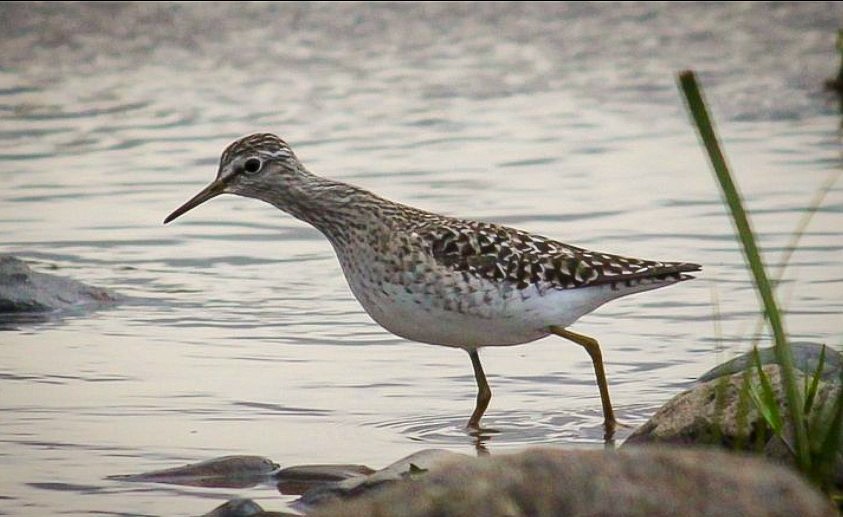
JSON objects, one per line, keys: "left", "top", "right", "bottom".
{"left": 1, "top": 2, "right": 841, "bottom": 515}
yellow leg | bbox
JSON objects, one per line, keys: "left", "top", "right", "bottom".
{"left": 549, "top": 326, "right": 616, "bottom": 434}
{"left": 467, "top": 349, "right": 491, "bottom": 429}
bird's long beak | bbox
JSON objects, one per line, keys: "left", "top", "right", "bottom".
{"left": 163, "top": 178, "right": 226, "bottom": 224}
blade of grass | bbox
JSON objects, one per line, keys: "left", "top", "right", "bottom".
{"left": 678, "top": 70, "right": 809, "bottom": 470}
{"left": 804, "top": 344, "right": 827, "bottom": 416}
{"left": 751, "top": 348, "right": 784, "bottom": 434}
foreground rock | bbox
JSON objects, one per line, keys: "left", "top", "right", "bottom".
{"left": 0, "top": 255, "right": 121, "bottom": 314}
{"left": 309, "top": 447, "right": 835, "bottom": 517}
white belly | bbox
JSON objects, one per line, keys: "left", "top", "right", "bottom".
{"left": 345, "top": 274, "right": 652, "bottom": 349}
{"left": 332, "top": 241, "right": 681, "bottom": 349}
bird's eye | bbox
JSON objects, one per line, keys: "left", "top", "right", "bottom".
{"left": 243, "top": 158, "right": 262, "bottom": 174}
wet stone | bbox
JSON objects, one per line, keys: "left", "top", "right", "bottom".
{"left": 275, "top": 464, "right": 375, "bottom": 495}
{"left": 627, "top": 364, "right": 843, "bottom": 489}
{"left": 698, "top": 342, "right": 842, "bottom": 384}
{"left": 109, "top": 455, "right": 280, "bottom": 489}
{"left": 0, "top": 255, "right": 122, "bottom": 316}
{"left": 295, "top": 449, "right": 468, "bottom": 511}
{"left": 203, "top": 497, "right": 298, "bottom": 517}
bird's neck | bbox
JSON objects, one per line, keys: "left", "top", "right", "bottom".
{"left": 263, "top": 170, "right": 386, "bottom": 242}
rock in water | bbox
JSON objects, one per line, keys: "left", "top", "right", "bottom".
{"left": 698, "top": 343, "right": 842, "bottom": 384}
{"left": 109, "top": 455, "right": 280, "bottom": 489}
{"left": 0, "top": 255, "right": 121, "bottom": 315}
{"left": 627, "top": 364, "right": 841, "bottom": 448}
{"left": 627, "top": 364, "right": 843, "bottom": 489}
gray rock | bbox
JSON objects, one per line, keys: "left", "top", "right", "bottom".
{"left": 699, "top": 343, "right": 842, "bottom": 384}
{"left": 203, "top": 497, "right": 297, "bottom": 517}
{"left": 203, "top": 498, "right": 266, "bottom": 517}
{"left": 309, "top": 447, "right": 836, "bottom": 517}
{"left": 628, "top": 365, "right": 840, "bottom": 449}
{"left": 275, "top": 463, "right": 375, "bottom": 495}
{"left": 0, "top": 255, "right": 121, "bottom": 315}
{"left": 296, "top": 449, "right": 468, "bottom": 510}
{"left": 627, "top": 364, "right": 843, "bottom": 489}
{"left": 109, "top": 455, "right": 279, "bottom": 489}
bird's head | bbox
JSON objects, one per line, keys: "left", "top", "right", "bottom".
{"left": 164, "top": 133, "right": 305, "bottom": 224}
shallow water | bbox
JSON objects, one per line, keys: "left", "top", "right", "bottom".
{"left": 1, "top": 2, "right": 842, "bottom": 515}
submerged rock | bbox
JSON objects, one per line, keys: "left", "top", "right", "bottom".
{"left": 203, "top": 497, "right": 297, "bottom": 517}
{"left": 109, "top": 455, "right": 280, "bottom": 489}
{"left": 309, "top": 447, "right": 835, "bottom": 517}
{"left": 0, "top": 255, "right": 121, "bottom": 315}
{"left": 275, "top": 463, "right": 375, "bottom": 495}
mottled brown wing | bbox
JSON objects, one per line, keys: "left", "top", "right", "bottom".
{"left": 417, "top": 218, "right": 700, "bottom": 290}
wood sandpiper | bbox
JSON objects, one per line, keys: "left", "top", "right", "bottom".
{"left": 164, "top": 133, "right": 701, "bottom": 435}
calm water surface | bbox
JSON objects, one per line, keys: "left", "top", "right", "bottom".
{"left": 1, "top": 2, "right": 842, "bottom": 515}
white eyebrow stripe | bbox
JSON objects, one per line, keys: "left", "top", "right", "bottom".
{"left": 263, "top": 148, "right": 293, "bottom": 159}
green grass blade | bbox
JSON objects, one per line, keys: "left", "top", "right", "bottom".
{"left": 804, "top": 345, "right": 827, "bottom": 416}
{"left": 751, "top": 348, "right": 784, "bottom": 434}
{"left": 677, "top": 70, "right": 809, "bottom": 469}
